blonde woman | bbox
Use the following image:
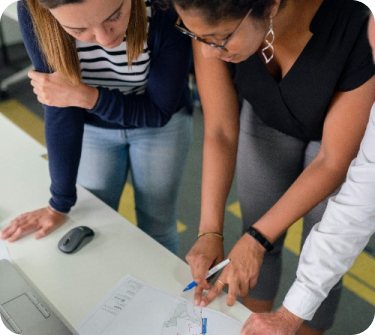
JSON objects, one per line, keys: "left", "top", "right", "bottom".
{"left": 1, "top": 0, "right": 193, "bottom": 255}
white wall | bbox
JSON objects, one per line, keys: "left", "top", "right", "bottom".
{"left": 0, "top": 2, "right": 22, "bottom": 47}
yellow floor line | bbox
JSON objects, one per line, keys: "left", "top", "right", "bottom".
{"left": 118, "top": 182, "right": 187, "bottom": 233}
{"left": 118, "top": 183, "right": 138, "bottom": 225}
{"left": 0, "top": 99, "right": 45, "bottom": 146}
{"left": 283, "top": 218, "right": 303, "bottom": 256}
{"left": 343, "top": 274, "right": 375, "bottom": 306}
{"left": 347, "top": 252, "right": 375, "bottom": 290}
{"left": 227, "top": 200, "right": 375, "bottom": 305}
{"left": 227, "top": 201, "right": 242, "bottom": 218}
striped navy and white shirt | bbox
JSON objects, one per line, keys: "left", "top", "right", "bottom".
{"left": 77, "top": 1, "right": 152, "bottom": 95}
{"left": 19, "top": 0, "right": 191, "bottom": 212}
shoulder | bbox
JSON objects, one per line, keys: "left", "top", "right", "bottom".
{"left": 149, "top": 0, "right": 178, "bottom": 29}
{"left": 148, "top": 0, "right": 185, "bottom": 50}
{"left": 311, "top": 0, "right": 370, "bottom": 36}
{"left": 18, "top": 0, "right": 32, "bottom": 27}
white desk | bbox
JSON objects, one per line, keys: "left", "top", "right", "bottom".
{"left": 0, "top": 113, "right": 251, "bottom": 331}
{"left": 0, "top": 113, "right": 47, "bottom": 222}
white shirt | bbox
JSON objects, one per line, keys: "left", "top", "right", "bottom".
{"left": 283, "top": 105, "right": 375, "bottom": 320}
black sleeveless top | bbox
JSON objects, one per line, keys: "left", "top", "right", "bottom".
{"left": 234, "top": 0, "right": 374, "bottom": 141}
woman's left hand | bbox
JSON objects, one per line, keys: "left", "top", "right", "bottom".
{"left": 28, "top": 70, "right": 98, "bottom": 109}
{"left": 199, "top": 233, "right": 266, "bottom": 307}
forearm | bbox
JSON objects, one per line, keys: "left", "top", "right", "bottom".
{"left": 277, "top": 306, "right": 305, "bottom": 330}
{"left": 253, "top": 155, "right": 348, "bottom": 242}
{"left": 252, "top": 82, "right": 374, "bottom": 242}
{"left": 194, "top": 41, "right": 240, "bottom": 233}
{"left": 45, "top": 106, "right": 85, "bottom": 213}
{"left": 199, "top": 128, "right": 239, "bottom": 233}
{"left": 69, "top": 82, "right": 99, "bottom": 110}
{"left": 87, "top": 87, "right": 176, "bottom": 128}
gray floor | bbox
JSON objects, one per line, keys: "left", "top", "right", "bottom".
{"left": 1, "top": 43, "right": 374, "bottom": 335}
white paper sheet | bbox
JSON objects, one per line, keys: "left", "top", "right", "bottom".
{"left": 77, "top": 275, "right": 242, "bottom": 335}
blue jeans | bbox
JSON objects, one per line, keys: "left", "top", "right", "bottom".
{"left": 77, "top": 108, "right": 193, "bottom": 254}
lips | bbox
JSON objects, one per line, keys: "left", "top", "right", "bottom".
{"left": 104, "top": 36, "right": 121, "bottom": 48}
{"left": 220, "top": 55, "right": 235, "bottom": 62}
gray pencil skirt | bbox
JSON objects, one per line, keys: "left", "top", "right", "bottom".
{"left": 237, "top": 100, "right": 341, "bottom": 331}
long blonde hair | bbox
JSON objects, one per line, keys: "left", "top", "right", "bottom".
{"left": 26, "top": 0, "right": 148, "bottom": 85}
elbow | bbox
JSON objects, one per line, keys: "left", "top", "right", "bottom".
{"left": 315, "top": 150, "right": 356, "bottom": 185}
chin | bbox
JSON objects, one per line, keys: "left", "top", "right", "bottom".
{"left": 229, "top": 56, "right": 244, "bottom": 63}
{"left": 233, "top": 54, "right": 252, "bottom": 63}
{"left": 103, "top": 35, "right": 124, "bottom": 49}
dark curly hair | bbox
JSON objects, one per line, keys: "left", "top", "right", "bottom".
{"left": 162, "top": 0, "right": 287, "bottom": 22}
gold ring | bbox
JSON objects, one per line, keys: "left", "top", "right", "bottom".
{"left": 217, "top": 279, "right": 226, "bottom": 286}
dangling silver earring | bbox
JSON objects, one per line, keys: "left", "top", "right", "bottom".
{"left": 261, "top": 16, "right": 275, "bottom": 64}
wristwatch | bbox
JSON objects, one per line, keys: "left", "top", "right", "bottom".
{"left": 246, "top": 227, "right": 274, "bottom": 252}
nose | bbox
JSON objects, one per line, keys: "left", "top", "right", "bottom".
{"left": 92, "top": 26, "right": 115, "bottom": 47}
{"left": 200, "top": 43, "right": 223, "bottom": 59}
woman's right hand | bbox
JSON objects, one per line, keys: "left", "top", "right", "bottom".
{"left": 0, "top": 207, "right": 66, "bottom": 242}
{"left": 186, "top": 234, "right": 225, "bottom": 305}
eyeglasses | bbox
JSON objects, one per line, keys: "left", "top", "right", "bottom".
{"left": 175, "top": 8, "right": 253, "bottom": 52}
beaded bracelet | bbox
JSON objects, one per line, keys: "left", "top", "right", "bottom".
{"left": 197, "top": 232, "right": 224, "bottom": 241}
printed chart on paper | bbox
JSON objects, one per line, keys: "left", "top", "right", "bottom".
{"left": 77, "top": 275, "right": 242, "bottom": 335}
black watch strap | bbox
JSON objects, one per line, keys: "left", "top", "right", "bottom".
{"left": 246, "top": 227, "right": 274, "bottom": 252}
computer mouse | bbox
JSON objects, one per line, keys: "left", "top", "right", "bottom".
{"left": 58, "top": 226, "right": 95, "bottom": 254}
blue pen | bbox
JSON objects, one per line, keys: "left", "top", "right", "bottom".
{"left": 183, "top": 259, "right": 231, "bottom": 292}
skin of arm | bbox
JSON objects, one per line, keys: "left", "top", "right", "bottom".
{"left": 198, "top": 75, "right": 375, "bottom": 307}
{"left": 185, "top": 40, "right": 240, "bottom": 304}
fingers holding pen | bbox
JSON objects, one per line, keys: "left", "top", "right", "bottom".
{"left": 186, "top": 235, "right": 225, "bottom": 288}
{"left": 199, "top": 277, "right": 227, "bottom": 307}
{"left": 198, "top": 234, "right": 267, "bottom": 307}
{"left": 199, "top": 263, "right": 250, "bottom": 307}
{"left": 190, "top": 259, "right": 221, "bottom": 306}
{"left": 193, "top": 285, "right": 205, "bottom": 306}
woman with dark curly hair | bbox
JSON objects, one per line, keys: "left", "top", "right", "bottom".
{"left": 167, "top": 0, "right": 375, "bottom": 334}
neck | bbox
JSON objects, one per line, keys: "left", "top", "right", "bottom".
{"left": 273, "top": 0, "right": 324, "bottom": 40}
